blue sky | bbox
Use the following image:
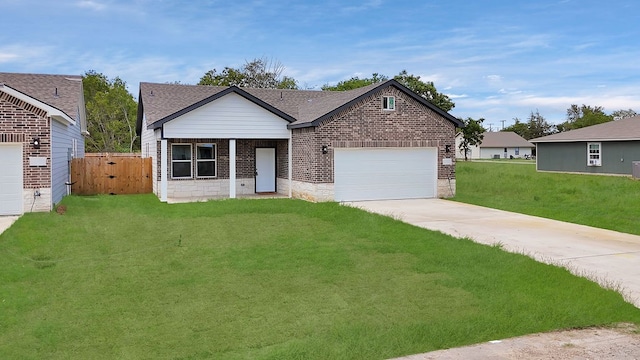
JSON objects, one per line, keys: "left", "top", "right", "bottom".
{"left": 2, "top": 0, "right": 639, "bottom": 128}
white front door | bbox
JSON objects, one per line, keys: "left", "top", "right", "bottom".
{"left": 334, "top": 147, "right": 437, "bottom": 201}
{"left": 255, "top": 148, "right": 276, "bottom": 192}
{"left": 0, "top": 144, "right": 23, "bottom": 215}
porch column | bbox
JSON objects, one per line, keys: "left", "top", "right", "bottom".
{"left": 160, "top": 139, "right": 168, "bottom": 202}
{"left": 288, "top": 130, "right": 292, "bottom": 198}
{"left": 229, "top": 139, "right": 236, "bottom": 198}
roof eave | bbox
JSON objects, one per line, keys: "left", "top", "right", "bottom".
{"left": 136, "top": 88, "right": 144, "bottom": 135}
{"left": 0, "top": 84, "right": 75, "bottom": 125}
{"left": 51, "top": 113, "right": 75, "bottom": 126}
{"left": 531, "top": 138, "right": 640, "bottom": 143}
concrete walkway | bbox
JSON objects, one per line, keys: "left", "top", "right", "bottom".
{"left": 0, "top": 216, "right": 19, "bottom": 236}
{"left": 344, "top": 199, "right": 640, "bottom": 307}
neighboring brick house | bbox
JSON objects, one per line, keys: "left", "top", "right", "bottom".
{"left": 136, "top": 79, "right": 462, "bottom": 202}
{"left": 0, "top": 73, "right": 87, "bottom": 215}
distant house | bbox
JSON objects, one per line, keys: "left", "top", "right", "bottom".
{"left": 136, "top": 79, "right": 462, "bottom": 203}
{"left": 0, "top": 73, "right": 87, "bottom": 215}
{"left": 530, "top": 116, "right": 640, "bottom": 175}
{"left": 456, "top": 131, "right": 534, "bottom": 159}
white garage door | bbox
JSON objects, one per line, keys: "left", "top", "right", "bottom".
{"left": 0, "top": 144, "right": 23, "bottom": 215}
{"left": 334, "top": 147, "right": 437, "bottom": 201}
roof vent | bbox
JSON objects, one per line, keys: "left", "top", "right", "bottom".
{"left": 150, "top": 90, "right": 154, "bottom": 96}
{"left": 54, "top": 87, "right": 59, "bottom": 97}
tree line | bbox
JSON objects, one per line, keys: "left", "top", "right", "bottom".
{"left": 82, "top": 58, "right": 454, "bottom": 152}
{"left": 502, "top": 106, "right": 637, "bottom": 140}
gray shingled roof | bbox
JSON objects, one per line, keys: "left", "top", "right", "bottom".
{"left": 480, "top": 131, "right": 534, "bottom": 148}
{"left": 0, "top": 72, "right": 83, "bottom": 119}
{"left": 137, "top": 80, "right": 462, "bottom": 133}
{"left": 530, "top": 116, "right": 640, "bottom": 142}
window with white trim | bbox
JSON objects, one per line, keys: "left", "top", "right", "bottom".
{"left": 587, "top": 142, "right": 601, "bottom": 166}
{"left": 171, "top": 144, "right": 192, "bottom": 178}
{"left": 382, "top": 96, "right": 395, "bottom": 110}
{"left": 196, "top": 143, "right": 217, "bottom": 178}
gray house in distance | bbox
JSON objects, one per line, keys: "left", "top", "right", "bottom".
{"left": 530, "top": 116, "right": 640, "bottom": 175}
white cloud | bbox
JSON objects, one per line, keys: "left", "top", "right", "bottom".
{"left": 342, "top": 0, "right": 383, "bottom": 13}
{"left": 498, "top": 88, "right": 522, "bottom": 95}
{"left": 0, "top": 44, "right": 54, "bottom": 66}
{"left": 0, "top": 53, "right": 19, "bottom": 63}
{"left": 486, "top": 75, "right": 502, "bottom": 84}
{"left": 76, "top": 0, "right": 106, "bottom": 11}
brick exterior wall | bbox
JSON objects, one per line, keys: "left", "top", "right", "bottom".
{"left": 292, "top": 87, "right": 457, "bottom": 185}
{"left": 0, "top": 95, "right": 52, "bottom": 189}
{"left": 291, "top": 127, "right": 319, "bottom": 182}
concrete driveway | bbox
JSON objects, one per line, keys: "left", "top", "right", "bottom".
{"left": 0, "top": 216, "right": 19, "bottom": 236}
{"left": 344, "top": 199, "right": 640, "bottom": 307}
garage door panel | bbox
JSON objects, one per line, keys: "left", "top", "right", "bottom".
{"left": 334, "top": 148, "right": 437, "bottom": 201}
{"left": 0, "top": 144, "right": 23, "bottom": 215}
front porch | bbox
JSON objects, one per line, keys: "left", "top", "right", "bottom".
{"left": 158, "top": 138, "right": 291, "bottom": 201}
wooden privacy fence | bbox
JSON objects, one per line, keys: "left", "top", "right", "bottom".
{"left": 71, "top": 153, "right": 152, "bottom": 195}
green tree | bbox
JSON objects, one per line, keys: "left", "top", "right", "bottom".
{"left": 525, "top": 110, "right": 556, "bottom": 139}
{"left": 503, "top": 111, "right": 555, "bottom": 140}
{"left": 321, "top": 73, "right": 388, "bottom": 91}
{"left": 83, "top": 70, "right": 138, "bottom": 153}
{"left": 323, "top": 71, "right": 454, "bottom": 112}
{"left": 502, "top": 118, "right": 529, "bottom": 139}
{"left": 458, "top": 117, "right": 485, "bottom": 161}
{"left": 557, "top": 104, "right": 613, "bottom": 132}
{"left": 198, "top": 58, "right": 298, "bottom": 89}
{"left": 611, "top": 109, "right": 637, "bottom": 120}
{"left": 393, "top": 70, "right": 455, "bottom": 112}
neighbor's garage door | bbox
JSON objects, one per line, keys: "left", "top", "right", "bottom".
{"left": 0, "top": 144, "right": 23, "bottom": 215}
{"left": 334, "top": 147, "right": 437, "bottom": 201}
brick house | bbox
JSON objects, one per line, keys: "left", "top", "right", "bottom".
{"left": 0, "top": 73, "right": 87, "bottom": 215}
{"left": 136, "top": 79, "right": 462, "bottom": 202}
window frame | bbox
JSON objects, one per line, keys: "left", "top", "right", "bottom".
{"left": 587, "top": 142, "right": 602, "bottom": 167}
{"left": 171, "top": 143, "right": 193, "bottom": 179}
{"left": 382, "top": 96, "right": 395, "bottom": 111}
{"left": 196, "top": 143, "right": 217, "bottom": 178}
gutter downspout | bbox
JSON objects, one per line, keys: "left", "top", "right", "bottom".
{"left": 288, "top": 130, "right": 292, "bottom": 198}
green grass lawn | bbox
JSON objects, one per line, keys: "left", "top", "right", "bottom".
{"left": 1, "top": 195, "right": 640, "bottom": 359}
{"left": 454, "top": 161, "right": 640, "bottom": 235}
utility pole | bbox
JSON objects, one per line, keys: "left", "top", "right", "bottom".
{"left": 500, "top": 119, "right": 506, "bottom": 130}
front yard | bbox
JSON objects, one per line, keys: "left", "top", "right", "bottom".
{"left": 454, "top": 161, "right": 640, "bottom": 235}
{"left": 1, "top": 195, "right": 639, "bottom": 359}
